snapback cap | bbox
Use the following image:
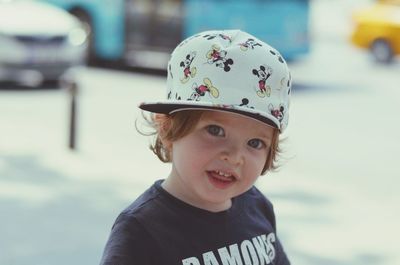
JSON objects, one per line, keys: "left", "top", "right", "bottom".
{"left": 139, "top": 29, "right": 292, "bottom": 133}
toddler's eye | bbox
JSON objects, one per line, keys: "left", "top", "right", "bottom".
{"left": 206, "top": 125, "right": 225, "bottom": 137}
{"left": 248, "top": 138, "right": 266, "bottom": 150}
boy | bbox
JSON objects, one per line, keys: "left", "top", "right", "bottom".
{"left": 100, "top": 29, "right": 291, "bottom": 265}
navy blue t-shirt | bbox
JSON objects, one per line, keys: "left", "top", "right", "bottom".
{"left": 100, "top": 180, "right": 290, "bottom": 265}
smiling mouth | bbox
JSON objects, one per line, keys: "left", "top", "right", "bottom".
{"left": 206, "top": 170, "right": 237, "bottom": 188}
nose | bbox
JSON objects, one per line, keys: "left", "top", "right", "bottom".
{"left": 220, "top": 145, "right": 244, "bottom": 166}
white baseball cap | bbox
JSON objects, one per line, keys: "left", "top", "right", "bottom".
{"left": 139, "top": 29, "right": 292, "bottom": 133}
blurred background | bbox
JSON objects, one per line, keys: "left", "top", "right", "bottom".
{"left": 0, "top": 0, "right": 399, "bottom": 264}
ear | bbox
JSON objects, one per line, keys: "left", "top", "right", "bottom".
{"left": 154, "top": 114, "right": 173, "bottom": 150}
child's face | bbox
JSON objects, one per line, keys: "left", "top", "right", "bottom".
{"left": 166, "top": 110, "right": 275, "bottom": 211}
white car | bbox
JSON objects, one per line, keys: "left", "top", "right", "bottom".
{"left": 0, "top": 0, "right": 88, "bottom": 86}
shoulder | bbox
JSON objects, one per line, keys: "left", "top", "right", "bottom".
{"left": 115, "top": 180, "right": 169, "bottom": 227}
{"left": 241, "top": 185, "right": 276, "bottom": 230}
{"left": 122, "top": 182, "right": 161, "bottom": 216}
{"left": 99, "top": 183, "right": 163, "bottom": 265}
{"left": 111, "top": 184, "right": 162, "bottom": 236}
{"left": 100, "top": 214, "right": 158, "bottom": 265}
{"left": 243, "top": 185, "right": 274, "bottom": 210}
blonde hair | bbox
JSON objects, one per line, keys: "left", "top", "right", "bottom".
{"left": 138, "top": 110, "right": 282, "bottom": 175}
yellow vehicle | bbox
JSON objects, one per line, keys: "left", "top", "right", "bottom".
{"left": 351, "top": 0, "right": 400, "bottom": 63}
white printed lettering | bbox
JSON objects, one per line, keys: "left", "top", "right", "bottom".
{"left": 218, "top": 244, "right": 243, "bottom": 265}
{"left": 252, "top": 236, "right": 270, "bottom": 265}
{"left": 240, "top": 240, "right": 259, "bottom": 265}
{"left": 181, "top": 233, "right": 277, "bottom": 265}
{"left": 203, "top": 251, "right": 219, "bottom": 265}
{"left": 182, "top": 257, "right": 201, "bottom": 265}
{"left": 266, "top": 233, "right": 276, "bottom": 261}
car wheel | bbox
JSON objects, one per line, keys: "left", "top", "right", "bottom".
{"left": 370, "top": 39, "right": 393, "bottom": 63}
{"left": 70, "top": 8, "right": 96, "bottom": 65}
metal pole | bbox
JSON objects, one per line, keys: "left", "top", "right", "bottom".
{"left": 68, "top": 81, "right": 78, "bottom": 150}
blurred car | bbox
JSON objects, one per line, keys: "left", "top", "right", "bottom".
{"left": 0, "top": 0, "right": 88, "bottom": 86}
{"left": 351, "top": 0, "right": 400, "bottom": 63}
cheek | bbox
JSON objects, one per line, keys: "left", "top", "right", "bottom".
{"left": 171, "top": 137, "right": 213, "bottom": 170}
{"left": 246, "top": 151, "right": 268, "bottom": 174}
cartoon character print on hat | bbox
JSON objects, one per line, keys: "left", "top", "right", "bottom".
{"left": 279, "top": 77, "right": 289, "bottom": 91}
{"left": 269, "top": 49, "right": 285, "bottom": 63}
{"left": 239, "top": 38, "right": 262, "bottom": 51}
{"left": 188, "top": 78, "right": 219, "bottom": 101}
{"left": 269, "top": 103, "right": 285, "bottom": 123}
{"left": 168, "top": 63, "right": 174, "bottom": 80}
{"left": 203, "top": 33, "right": 232, "bottom": 43}
{"left": 239, "top": 98, "right": 255, "bottom": 109}
{"left": 287, "top": 72, "right": 292, "bottom": 95}
{"left": 252, "top": 65, "right": 273, "bottom": 98}
{"left": 206, "top": 44, "right": 234, "bottom": 72}
{"left": 167, "top": 91, "right": 182, "bottom": 101}
{"left": 180, "top": 52, "right": 197, "bottom": 83}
